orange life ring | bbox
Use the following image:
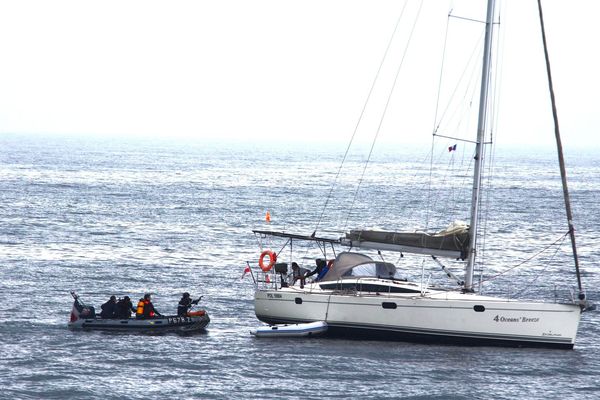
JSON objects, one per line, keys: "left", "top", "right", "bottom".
{"left": 259, "top": 250, "right": 277, "bottom": 272}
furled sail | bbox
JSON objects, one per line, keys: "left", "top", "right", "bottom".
{"left": 342, "top": 221, "right": 470, "bottom": 259}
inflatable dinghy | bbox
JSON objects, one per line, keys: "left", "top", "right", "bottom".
{"left": 251, "top": 321, "right": 327, "bottom": 338}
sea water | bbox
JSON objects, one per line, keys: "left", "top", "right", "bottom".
{"left": 0, "top": 134, "right": 598, "bottom": 399}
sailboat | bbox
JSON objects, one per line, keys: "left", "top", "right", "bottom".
{"left": 250, "top": 0, "right": 588, "bottom": 349}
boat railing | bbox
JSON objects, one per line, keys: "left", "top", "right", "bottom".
{"left": 487, "top": 283, "right": 582, "bottom": 305}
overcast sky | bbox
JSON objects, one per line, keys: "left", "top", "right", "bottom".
{"left": 0, "top": 0, "right": 598, "bottom": 148}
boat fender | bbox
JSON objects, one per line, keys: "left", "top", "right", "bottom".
{"left": 259, "top": 250, "right": 277, "bottom": 272}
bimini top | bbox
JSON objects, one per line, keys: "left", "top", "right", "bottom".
{"left": 321, "top": 252, "right": 398, "bottom": 282}
{"left": 341, "top": 221, "right": 470, "bottom": 260}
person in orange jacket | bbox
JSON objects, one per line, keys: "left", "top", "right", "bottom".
{"left": 136, "top": 293, "right": 162, "bottom": 319}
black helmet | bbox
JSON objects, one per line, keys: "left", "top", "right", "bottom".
{"left": 183, "top": 292, "right": 190, "bottom": 298}
{"left": 144, "top": 293, "right": 151, "bottom": 300}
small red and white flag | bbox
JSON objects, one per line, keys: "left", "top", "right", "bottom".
{"left": 241, "top": 265, "right": 251, "bottom": 279}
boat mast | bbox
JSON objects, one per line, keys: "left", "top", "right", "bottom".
{"left": 536, "top": 0, "right": 584, "bottom": 301}
{"left": 465, "top": 0, "right": 495, "bottom": 291}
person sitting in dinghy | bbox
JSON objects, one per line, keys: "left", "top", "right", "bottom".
{"left": 177, "top": 292, "right": 202, "bottom": 317}
{"left": 115, "top": 296, "right": 136, "bottom": 319}
{"left": 100, "top": 296, "right": 117, "bottom": 319}
{"left": 136, "top": 294, "right": 162, "bottom": 319}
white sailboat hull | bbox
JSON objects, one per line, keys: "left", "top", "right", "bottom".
{"left": 255, "top": 287, "right": 581, "bottom": 349}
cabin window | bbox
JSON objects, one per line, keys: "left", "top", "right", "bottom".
{"left": 319, "top": 282, "right": 420, "bottom": 294}
{"left": 474, "top": 305, "right": 485, "bottom": 312}
{"left": 382, "top": 302, "right": 397, "bottom": 309}
{"left": 295, "top": 297, "right": 303, "bottom": 304}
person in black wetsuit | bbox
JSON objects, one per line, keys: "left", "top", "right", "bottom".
{"left": 115, "top": 296, "right": 136, "bottom": 319}
{"left": 100, "top": 296, "right": 117, "bottom": 319}
{"left": 177, "top": 292, "right": 202, "bottom": 317}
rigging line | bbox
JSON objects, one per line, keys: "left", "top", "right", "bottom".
{"left": 447, "top": 145, "right": 473, "bottom": 223}
{"left": 432, "top": 134, "right": 480, "bottom": 144}
{"left": 432, "top": 10, "right": 452, "bottom": 135}
{"left": 426, "top": 132, "right": 435, "bottom": 230}
{"left": 514, "top": 234, "right": 567, "bottom": 298}
{"left": 479, "top": 232, "right": 570, "bottom": 284}
{"left": 427, "top": 9, "right": 453, "bottom": 229}
{"left": 477, "top": 136, "right": 493, "bottom": 291}
{"left": 344, "top": 0, "right": 425, "bottom": 230}
{"left": 448, "top": 145, "right": 468, "bottom": 217}
{"left": 311, "top": 0, "right": 410, "bottom": 237}
{"left": 433, "top": 32, "right": 485, "bottom": 134}
{"left": 427, "top": 144, "right": 449, "bottom": 226}
{"left": 376, "top": 146, "right": 433, "bottom": 230}
{"left": 442, "top": 46, "right": 483, "bottom": 139}
{"left": 448, "top": 146, "right": 473, "bottom": 220}
{"left": 436, "top": 151, "right": 457, "bottom": 217}
{"left": 426, "top": 142, "right": 466, "bottom": 226}
{"left": 449, "top": 15, "right": 487, "bottom": 24}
